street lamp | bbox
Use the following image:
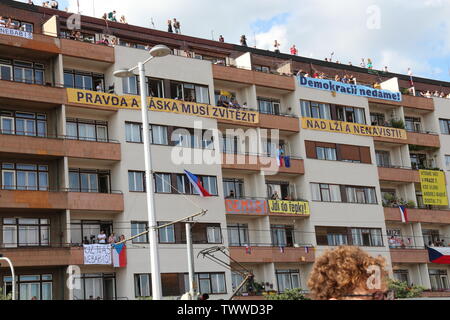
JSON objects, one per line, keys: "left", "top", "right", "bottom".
{"left": 113, "top": 44, "right": 171, "bottom": 300}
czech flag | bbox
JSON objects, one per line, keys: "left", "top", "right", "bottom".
{"left": 428, "top": 247, "right": 450, "bottom": 264}
{"left": 184, "top": 170, "right": 212, "bottom": 197}
{"left": 399, "top": 206, "right": 409, "bottom": 223}
{"left": 112, "top": 243, "right": 127, "bottom": 268}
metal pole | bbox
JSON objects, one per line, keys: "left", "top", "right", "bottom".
{"left": 138, "top": 61, "right": 162, "bottom": 300}
{"left": 186, "top": 222, "right": 197, "bottom": 300}
{"left": 0, "top": 258, "right": 15, "bottom": 300}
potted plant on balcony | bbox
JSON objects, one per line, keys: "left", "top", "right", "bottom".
{"left": 388, "top": 280, "right": 425, "bottom": 299}
{"left": 265, "top": 288, "right": 310, "bottom": 300}
{"left": 0, "top": 288, "right": 11, "bottom": 300}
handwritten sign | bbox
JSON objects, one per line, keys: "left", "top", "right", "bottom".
{"left": 225, "top": 199, "right": 268, "bottom": 215}
{"left": 83, "top": 244, "right": 112, "bottom": 265}
{"left": 268, "top": 200, "right": 310, "bottom": 216}
{"left": 420, "top": 170, "right": 448, "bottom": 206}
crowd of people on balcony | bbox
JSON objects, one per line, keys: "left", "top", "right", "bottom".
{"left": 0, "top": 16, "right": 28, "bottom": 31}
{"left": 167, "top": 18, "right": 181, "bottom": 34}
{"left": 428, "top": 239, "right": 449, "bottom": 248}
{"left": 79, "top": 231, "right": 126, "bottom": 246}
{"left": 40, "top": 1, "right": 59, "bottom": 9}
{"left": 297, "top": 69, "right": 358, "bottom": 85}
{"left": 419, "top": 90, "right": 450, "bottom": 99}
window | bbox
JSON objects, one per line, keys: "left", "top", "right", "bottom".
{"left": 151, "top": 125, "right": 168, "bottom": 145}
{"left": 70, "top": 220, "right": 113, "bottom": 245}
{"left": 223, "top": 179, "right": 244, "bottom": 198}
{"left": 64, "top": 70, "right": 104, "bottom": 91}
{"left": 316, "top": 147, "right": 337, "bottom": 161}
{"left": 254, "top": 65, "right": 270, "bottom": 73}
{"left": 405, "top": 117, "right": 422, "bottom": 133}
{"left": 316, "top": 226, "right": 383, "bottom": 247}
{"left": 351, "top": 228, "right": 383, "bottom": 247}
{"left": 410, "top": 153, "right": 427, "bottom": 170}
{"left": 73, "top": 273, "right": 116, "bottom": 300}
{"left": 370, "top": 113, "right": 386, "bottom": 126}
{"left": 376, "top": 151, "right": 391, "bottom": 167}
{"left": 158, "top": 223, "right": 175, "bottom": 243}
{"left": 170, "top": 81, "right": 210, "bottom": 104}
{"left": 1, "top": 163, "right": 48, "bottom": 191}
{"left": 336, "top": 106, "right": 366, "bottom": 124}
{"left": 311, "top": 183, "right": 341, "bottom": 202}
{"left": 446, "top": 156, "right": 450, "bottom": 171}
{"left": 10, "top": 60, "right": 45, "bottom": 85}
{"left": 394, "top": 270, "right": 410, "bottom": 284}
{"left": 206, "top": 226, "right": 222, "bottom": 244}
{"left": 276, "top": 270, "right": 301, "bottom": 293}
{"left": 125, "top": 122, "right": 142, "bottom": 143}
{"left": 429, "top": 270, "right": 449, "bottom": 291}
{"left": 3, "top": 274, "right": 52, "bottom": 301}
{"left": 267, "top": 182, "right": 291, "bottom": 200}
{"left": 66, "top": 119, "right": 108, "bottom": 142}
{"left": 122, "top": 76, "right": 138, "bottom": 95}
{"left": 346, "top": 186, "right": 377, "bottom": 204}
{"left": 199, "top": 176, "right": 218, "bottom": 196}
{"left": 129, "top": 171, "right": 145, "bottom": 192}
{"left": 258, "top": 98, "right": 281, "bottom": 115}
{"left": 131, "top": 222, "right": 149, "bottom": 244}
{"left": 0, "top": 110, "right": 47, "bottom": 137}
{"left": 301, "top": 101, "right": 331, "bottom": 120}
{"left": 232, "top": 272, "right": 248, "bottom": 294}
{"left": 271, "top": 225, "right": 295, "bottom": 247}
{"left": 440, "top": 119, "right": 450, "bottom": 135}
{"left": 183, "top": 273, "right": 226, "bottom": 295}
{"left": 154, "top": 173, "right": 172, "bottom": 193}
{"left": 2, "top": 218, "right": 50, "bottom": 248}
{"left": 134, "top": 274, "right": 151, "bottom": 298}
{"left": 228, "top": 224, "right": 249, "bottom": 247}
{"left": 69, "top": 169, "right": 111, "bottom": 193}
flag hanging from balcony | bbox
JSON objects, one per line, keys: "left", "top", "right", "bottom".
{"left": 245, "top": 245, "right": 252, "bottom": 255}
{"left": 112, "top": 243, "right": 127, "bottom": 268}
{"left": 184, "top": 170, "right": 212, "bottom": 197}
{"left": 428, "top": 247, "right": 450, "bottom": 264}
{"left": 304, "top": 247, "right": 309, "bottom": 254}
{"left": 399, "top": 206, "right": 409, "bottom": 223}
{"left": 279, "top": 247, "right": 285, "bottom": 253}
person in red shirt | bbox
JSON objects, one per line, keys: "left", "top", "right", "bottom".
{"left": 290, "top": 45, "right": 298, "bottom": 56}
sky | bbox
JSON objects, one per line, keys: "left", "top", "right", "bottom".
{"left": 20, "top": 0, "right": 450, "bottom": 82}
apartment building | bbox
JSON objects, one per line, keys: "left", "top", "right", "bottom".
{"left": 0, "top": 0, "right": 450, "bottom": 300}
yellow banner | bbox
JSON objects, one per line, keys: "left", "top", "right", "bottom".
{"left": 66, "top": 89, "right": 259, "bottom": 125}
{"left": 301, "top": 117, "right": 407, "bottom": 140}
{"left": 268, "top": 200, "right": 310, "bottom": 216}
{"left": 420, "top": 170, "right": 449, "bottom": 206}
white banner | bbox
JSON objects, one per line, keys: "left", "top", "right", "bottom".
{"left": 0, "top": 27, "right": 33, "bottom": 39}
{"left": 83, "top": 244, "right": 112, "bottom": 265}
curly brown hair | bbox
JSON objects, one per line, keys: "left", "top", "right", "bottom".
{"left": 308, "top": 246, "right": 388, "bottom": 300}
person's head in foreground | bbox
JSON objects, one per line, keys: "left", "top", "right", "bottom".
{"left": 308, "top": 246, "right": 393, "bottom": 300}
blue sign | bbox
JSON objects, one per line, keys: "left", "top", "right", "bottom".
{"left": 298, "top": 76, "right": 402, "bottom": 102}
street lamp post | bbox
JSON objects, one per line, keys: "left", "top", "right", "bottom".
{"left": 0, "top": 256, "right": 15, "bottom": 300}
{"left": 114, "top": 45, "right": 171, "bottom": 300}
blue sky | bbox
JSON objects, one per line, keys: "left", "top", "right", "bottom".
{"left": 20, "top": 0, "right": 450, "bottom": 82}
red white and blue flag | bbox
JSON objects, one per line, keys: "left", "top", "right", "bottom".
{"left": 184, "top": 170, "right": 212, "bottom": 197}
{"left": 428, "top": 247, "right": 450, "bottom": 264}
{"left": 112, "top": 243, "right": 127, "bottom": 268}
{"left": 399, "top": 206, "right": 409, "bottom": 223}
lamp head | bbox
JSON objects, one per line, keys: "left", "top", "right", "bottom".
{"left": 113, "top": 69, "right": 135, "bottom": 78}
{"left": 149, "top": 44, "right": 171, "bottom": 58}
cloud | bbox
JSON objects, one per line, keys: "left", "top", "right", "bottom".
{"left": 16, "top": 0, "right": 450, "bottom": 81}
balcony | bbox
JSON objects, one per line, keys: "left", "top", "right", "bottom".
{"left": 0, "top": 30, "right": 115, "bottom": 63}
{"left": 0, "top": 190, "right": 124, "bottom": 212}
{"left": 0, "top": 247, "right": 83, "bottom": 268}
{"left": 0, "top": 31, "right": 60, "bottom": 55}
{"left": 0, "top": 79, "right": 65, "bottom": 105}
{"left": 221, "top": 154, "right": 304, "bottom": 175}
{"left": 259, "top": 113, "right": 300, "bottom": 133}
{"left": 407, "top": 131, "right": 440, "bottom": 148}
{"left": 369, "top": 95, "right": 435, "bottom": 112}
{"left": 378, "top": 166, "right": 420, "bottom": 183}
{"left": 390, "top": 248, "right": 429, "bottom": 264}
{"left": 385, "top": 207, "right": 450, "bottom": 224}
{"left": 212, "top": 65, "right": 296, "bottom": 91}
{"left": 60, "top": 38, "right": 115, "bottom": 63}
{"left": 229, "top": 246, "right": 315, "bottom": 264}
{"left": 0, "top": 134, "right": 121, "bottom": 161}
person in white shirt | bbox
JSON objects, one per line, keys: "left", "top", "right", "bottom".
{"left": 98, "top": 230, "right": 107, "bottom": 244}
{"left": 0, "top": 16, "right": 6, "bottom": 27}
